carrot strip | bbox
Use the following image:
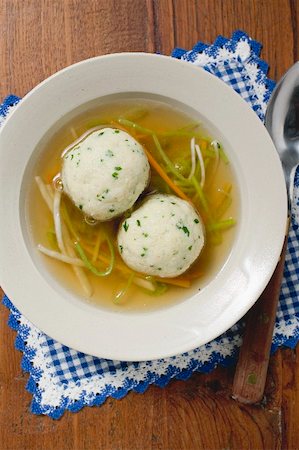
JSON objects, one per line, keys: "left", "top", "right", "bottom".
{"left": 143, "top": 148, "right": 190, "bottom": 202}
{"left": 157, "top": 277, "right": 191, "bottom": 288}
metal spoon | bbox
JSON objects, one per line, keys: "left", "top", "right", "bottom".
{"left": 232, "top": 62, "right": 299, "bottom": 404}
{"left": 266, "top": 61, "right": 299, "bottom": 192}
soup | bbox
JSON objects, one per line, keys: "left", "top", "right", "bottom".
{"left": 28, "top": 98, "right": 238, "bottom": 311}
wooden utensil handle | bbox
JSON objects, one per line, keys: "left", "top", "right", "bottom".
{"left": 232, "top": 233, "right": 288, "bottom": 404}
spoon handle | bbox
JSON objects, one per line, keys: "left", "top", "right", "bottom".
{"left": 232, "top": 231, "right": 288, "bottom": 404}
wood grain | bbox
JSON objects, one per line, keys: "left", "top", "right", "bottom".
{"left": 0, "top": 1, "right": 298, "bottom": 449}
{"left": 232, "top": 233, "right": 289, "bottom": 404}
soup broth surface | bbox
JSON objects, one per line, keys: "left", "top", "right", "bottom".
{"left": 28, "top": 98, "right": 238, "bottom": 312}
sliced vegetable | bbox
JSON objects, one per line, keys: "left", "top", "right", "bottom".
{"left": 208, "top": 218, "right": 236, "bottom": 232}
{"left": 53, "top": 189, "right": 66, "bottom": 254}
{"left": 143, "top": 147, "right": 190, "bottom": 202}
{"left": 37, "top": 244, "right": 85, "bottom": 266}
{"left": 75, "top": 237, "right": 114, "bottom": 277}
{"left": 114, "top": 273, "right": 135, "bottom": 303}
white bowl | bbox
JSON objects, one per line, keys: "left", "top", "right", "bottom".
{"left": 0, "top": 53, "right": 287, "bottom": 361}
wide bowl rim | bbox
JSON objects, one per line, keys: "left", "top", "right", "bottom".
{"left": 0, "top": 52, "right": 288, "bottom": 361}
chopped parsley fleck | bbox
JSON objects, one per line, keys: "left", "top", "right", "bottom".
{"left": 76, "top": 160, "right": 80, "bottom": 167}
{"left": 171, "top": 202, "right": 176, "bottom": 205}
{"left": 114, "top": 129, "right": 120, "bottom": 134}
{"left": 182, "top": 226, "right": 190, "bottom": 236}
{"left": 194, "top": 218, "right": 199, "bottom": 223}
{"left": 109, "top": 208, "right": 115, "bottom": 213}
{"left": 119, "top": 245, "right": 123, "bottom": 253}
{"left": 112, "top": 172, "right": 119, "bottom": 179}
{"left": 100, "top": 158, "right": 104, "bottom": 162}
{"left": 136, "top": 220, "right": 141, "bottom": 227}
{"left": 176, "top": 220, "right": 190, "bottom": 237}
{"left": 98, "top": 131, "right": 105, "bottom": 136}
{"left": 171, "top": 213, "right": 175, "bottom": 217}
{"left": 125, "top": 139, "right": 129, "bottom": 142}
{"left": 158, "top": 267, "right": 162, "bottom": 271}
{"left": 115, "top": 166, "right": 122, "bottom": 171}
{"left": 141, "top": 247, "right": 148, "bottom": 257}
{"left": 188, "top": 245, "right": 192, "bottom": 251}
{"left": 123, "top": 221, "right": 129, "bottom": 232}
{"left": 79, "top": 204, "right": 83, "bottom": 210}
{"left": 142, "top": 233, "right": 148, "bottom": 237}
{"left": 106, "top": 149, "right": 114, "bottom": 157}
{"left": 70, "top": 154, "right": 74, "bottom": 160}
{"left": 160, "top": 200, "right": 164, "bottom": 203}
{"left": 87, "top": 147, "right": 92, "bottom": 151}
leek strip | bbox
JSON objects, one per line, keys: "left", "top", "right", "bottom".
{"left": 37, "top": 244, "right": 85, "bottom": 266}
{"left": 114, "top": 273, "right": 135, "bottom": 303}
{"left": 190, "top": 176, "right": 209, "bottom": 214}
{"left": 144, "top": 279, "right": 168, "bottom": 296}
{"left": 219, "top": 147, "right": 229, "bottom": 164}
{"left": 208, "top": 218, "right": 236, "bottom": 231}
{"left": 35, "top": 176, "right": 53, "bottom": 213}
{"left": 121, "top": 106, "right": 148, "bottom": 121}
{"left": 46, "top": 230, "right": 58, "bottom": 249}
{"left": 205, "top": 148, "right": 217, "bottom": 158}
{"left": 118, "top": 117, "right": 207, "bottom": 142}
{"left": 53, "top": 190, "right": 66, "bottom": 254}
{"left": 216, "top": 196, "right": 232, "bottom": 219}
{"left": 209, "top": 231, "right": 223, "bottom": 246}
{"left": 215, "top": 184, "right": 232, "bottom": 219}
{"left": 152, "top": 134, "right": 187, "bottom": 183}
{"left": 75, "top": 239, "right": 114, "bottom": 277}
{"left": 160, "top": 122, "right": 199, "bottom": 135}
{"left": 159, "top": 131, "right": 207, "bottom": 139}
{"left": 117, "top": 118, "right": 154, "bottom": 135}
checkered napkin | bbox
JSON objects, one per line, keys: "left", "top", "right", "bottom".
{"left": 2, "top": 31, "right": 299, "bottom": 419}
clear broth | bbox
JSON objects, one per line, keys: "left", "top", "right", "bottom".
{"left": 28, "top": 98, "right": 238, "bottom": 312}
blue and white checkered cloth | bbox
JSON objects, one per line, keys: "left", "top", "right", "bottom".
{"left": 2, "top": 31, "right": 299, "bottom": 419}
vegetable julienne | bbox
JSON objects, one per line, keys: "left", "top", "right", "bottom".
{"left": 34, "top": 102, "right": 236, "bottom": 305}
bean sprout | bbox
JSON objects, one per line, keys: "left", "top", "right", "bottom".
{"left": 53, "top": 189, "right": 66, "bottom": 254}
{"left": 188, "top": 137, "right": 196, "bottom": 180}
{"left": 37, "top": 245, "right": 85, "bottom": 266}
{"left": 195, "top": 143, "right": 205, "bottom": 188}
{"left": 35, "top": 176, "right": 53, "bottom": 213}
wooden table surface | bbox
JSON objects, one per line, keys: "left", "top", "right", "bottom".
{"left": 0, "top": 1, "right": 298, "bottom": 449}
